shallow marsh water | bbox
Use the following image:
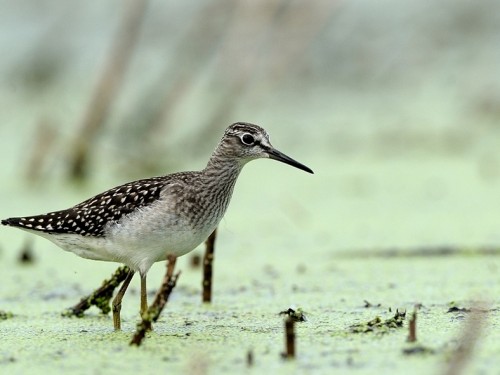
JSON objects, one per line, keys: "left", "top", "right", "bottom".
{"left": 1, "top": 151, "right": 500, "bottom": 374}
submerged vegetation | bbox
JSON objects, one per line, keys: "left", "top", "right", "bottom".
{"left": 0, "top": 310, "right": 14, "bottom": 320}
{"left": 349, "top": 310, "right": 406, "bottom": 334}
{"left": 62, "top": 266, "right": 131, "bottom": 317}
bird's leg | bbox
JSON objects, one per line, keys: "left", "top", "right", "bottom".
{"left": 62, "top": 266, "right": 131, "bottom": 318}
{"left": 112, "top": 270, "right": 135, "bottom": 330}
{"left": 130, "top": 256, "right": 180, "bottom": 346}
{"left": 140, "top": 273, "right": 148, "bottom": 316}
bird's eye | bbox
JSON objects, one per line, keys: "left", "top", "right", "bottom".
{"left": 241, "top": 133, "right": 255, "bottom": 145}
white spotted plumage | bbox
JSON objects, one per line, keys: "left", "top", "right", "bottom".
{"left": 4, "top": 177, "right": 166, "bottom": 238}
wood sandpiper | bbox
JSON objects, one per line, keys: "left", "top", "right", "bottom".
{"left": 2, "top": 122, "right": 313, "bottom": 329}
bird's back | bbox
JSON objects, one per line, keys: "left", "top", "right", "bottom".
{"left": 1, "top": 176, "right": 170, "bottom": 236}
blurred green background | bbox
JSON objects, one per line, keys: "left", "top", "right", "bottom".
{"left": 1, "top": 1, "right": 500, "bottom": 374}
{"left": 2, "top": 0, "right": 500, "bottom": 249}
{"left": 2, "top": 0, "right": 499, "bottom": 169}
{"left": 1, "top": 0, "right": 499, "bottom": 246}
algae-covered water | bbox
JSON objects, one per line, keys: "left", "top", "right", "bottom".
{"left": 2, "top": 154, "right": 500, "bottom": 374}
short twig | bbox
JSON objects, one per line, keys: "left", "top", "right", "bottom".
{"left": 407, "top": 307, "right": 418, "bottom": 342}
{"left": 282, "top": 317, "right": 296, "bottom": 359}
{"left": 130, "top": 255, "right": 180, "bottom": 346}
{"left": 202, "top": 229, "right": 217, "bottom": 303}
{"left": 18, "top": 238, "right": 35, "bottom": 264}
{"left": 190, "top": 253, "right": 202, "bottom": 268}
{"left": 246, "top": 349, "right": 254, "bottom": 367}
{"left": 62, "top": 266, "right": 130, "bottom": 317}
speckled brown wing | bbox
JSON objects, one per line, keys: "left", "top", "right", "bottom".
{"left": 1, "top": 176, "right": 170, "bottom": 237}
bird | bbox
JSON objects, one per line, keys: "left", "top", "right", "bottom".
{"left": 2, "top": 122, "right": 313, "bottom": 330}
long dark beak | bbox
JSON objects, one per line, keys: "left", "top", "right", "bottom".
{"left": 266, "top": 147, "right": 314, "bottom": 174}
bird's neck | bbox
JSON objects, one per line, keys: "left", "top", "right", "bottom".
{"left": 185, "top": 155, "right": 243, "bottom": 228}
{"left": 202, "top": 154, "right": 243, "bottom": 187}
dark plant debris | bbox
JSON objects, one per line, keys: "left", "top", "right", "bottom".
{"left": 190, "top": 253, "right": 201, "bottom": 268}
{"left": 447, "top": 306, "right": 472, "bottom": 313}
{"left": 279, "top": 307, "right": 308, "bottom": 322}
{"left": 18, "top": 238, "right": 35, "bottom": 264}
{"left": 447, "top": 301, "right": 494, "bottom": 314}
{"left": 402, "top": 344, "right": 436, "bottom": 356}
{"left": 246, "top": 349, "right": 254, "bottom": 367}
{"left": 338, "top": 245, "right": 500, "bottom": 259}
{"left": 363, "top": 300, "right": 381, "bottom": 308}
{"left": 350, "top": 309, "right": 406, "bottom": 334}
{"left": 0, "top": 310, "right": 14, "bottom": 320}
{"left": 62, "top": 266, "right": 131, "bottom": 317}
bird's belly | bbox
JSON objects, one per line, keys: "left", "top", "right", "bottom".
{"left": 117, "top": 225, "right": 210, "bottom": 257}
{"left": 107, "top": 210, "right": 217, "bottom": 273}
{"left": 35, "top": 231, "right": 115, "bottom": 262}
{"left": 34, "top": 206, "right": 219, "bottom": 275}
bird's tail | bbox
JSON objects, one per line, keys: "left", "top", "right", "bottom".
{"left": 2, "top": 217, "right": 45, "bottom": 231}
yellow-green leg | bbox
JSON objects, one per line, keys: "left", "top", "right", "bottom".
{"left": 112, "top": 270, "right": 135, "bottom": 330}
{"left": 140, "top": 273, "right": 148, "bottom": 316}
